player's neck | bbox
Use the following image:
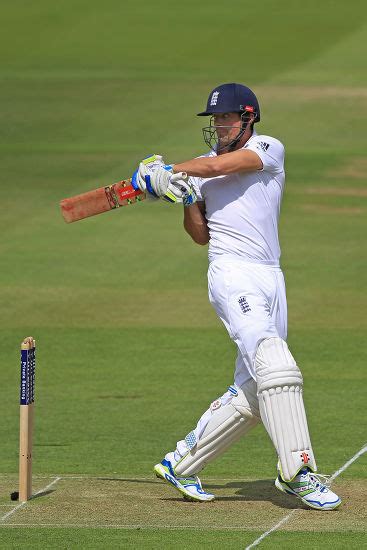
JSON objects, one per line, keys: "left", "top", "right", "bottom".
{"left": 218, "top": 128, "right": 253, "bottom": 155}
{"left": 237, "top": 127, "right": 253, "bottom": 149}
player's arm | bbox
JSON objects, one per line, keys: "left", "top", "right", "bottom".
{"left": 131, "top": 151, "right": 262, "bottom": 212}
{"left": 183, "top": 201, "right": 209, "bottom": 245}
{"left": 173, "top": 149, "right": 262, "bottom": 178}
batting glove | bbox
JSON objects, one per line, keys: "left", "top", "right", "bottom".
{"left": 165, "top": 176, "right": 197, "bottom": 206}
{"left": 142, "top": 165, "right": 191, "bottom": 204}
{"left": 131, "top": 154, "right": 165, "bottom": 196}
{"left": 180, "top": 181, "right": 197, "bottom": 207}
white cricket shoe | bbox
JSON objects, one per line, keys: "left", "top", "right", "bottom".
{"left": 275, "top": 468, "right": 341, "bottom": 510}
{"left": 154, "top": 457, "right": 214, "bottom": 502}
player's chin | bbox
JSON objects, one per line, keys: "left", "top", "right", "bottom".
{"left": 218, "top": 138, "right": 229, "bottom": 149}
{"left": 218, "top": 141, "right": 232, "bottom": 153}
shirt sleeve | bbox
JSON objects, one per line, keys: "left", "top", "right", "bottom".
{"left": 189, "top": 175, "right": 204, "bottom": 201}
{"left": 244, "top": 135, "right": 285, "bottom": 174}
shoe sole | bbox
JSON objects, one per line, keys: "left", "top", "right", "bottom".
{"left": 154, "top": 463, "right": 214, "bottom": 502}
{"left": 275, "top": 477, "right": 341, "bottom": 511}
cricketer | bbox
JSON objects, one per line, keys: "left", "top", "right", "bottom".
{"left": 131, "top": 83, "right": 341, "bottom": 510}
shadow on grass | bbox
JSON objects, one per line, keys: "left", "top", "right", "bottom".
{"left": 97, "top": 477, "right": 160, "bottom": 484}
{"left": 97, "top": 477, "right": 304, "bottom": 510}
{"left": 209, "top": 479, "right": 304, "bottom": 509}
{"left": 31, "top": 489, "right": 56, "bottom": 500}
{"left": 162, "top": 479, "right": 303, "bottom": 509}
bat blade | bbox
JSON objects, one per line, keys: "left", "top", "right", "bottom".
{"left": 60, "top": 179, "right": 145, "bottom": 223}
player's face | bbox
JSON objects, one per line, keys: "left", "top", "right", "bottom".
{"left": 213, "top": 112, "right": 242, "bottom": 148}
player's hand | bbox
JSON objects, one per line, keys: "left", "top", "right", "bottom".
{"left": 141, "top": 165, "right": 193, "bottom": 204}
{"left": 131, "top": 154, "right": 165, "bottom": 195}
{"left": 166, "top": 177, "right": 197, "bottom": 206}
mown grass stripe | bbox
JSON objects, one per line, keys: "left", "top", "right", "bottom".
{"left": 0, "top": 523, "right": 255, "bottom": 531}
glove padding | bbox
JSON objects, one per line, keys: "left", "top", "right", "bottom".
{"left": 132, "top": 155, "right": 197, "bottom": 205}
{"left": 132, "top": 154, "right": 165, "bottom": 197}
{"left": 144, "top": 165, "right": 196, "bottom": 205}
{"left": 168, "top": 177, "right": 197, "bottom": 206}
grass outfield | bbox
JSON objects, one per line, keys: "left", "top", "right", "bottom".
{"left": 1, "top": 1, "right": 367, "bottom": 548}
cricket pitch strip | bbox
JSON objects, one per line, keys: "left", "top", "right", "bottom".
{"left": 0, "top": 475, "right": 365, "bottom": 534}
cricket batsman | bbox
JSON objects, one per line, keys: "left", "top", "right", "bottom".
{"left": 131, "top": 83, "right": 341, "bottom": 510}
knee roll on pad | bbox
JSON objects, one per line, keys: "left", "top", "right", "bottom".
{"left": 174, "top": 380, "right": 260, "bottom": 477}
{"left": 255, "top": 337, "right": 317, "bottom": 481}
{"left": 255, "top": 337, "right": 303, "bottom": 392}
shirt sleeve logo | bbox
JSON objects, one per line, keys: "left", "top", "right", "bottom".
{"left": 258, "top": 141, "right": 270, "bottom": 151}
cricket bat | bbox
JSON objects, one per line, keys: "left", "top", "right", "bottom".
{"left": 60, "top": 179, "right": 146, "bottom": 223}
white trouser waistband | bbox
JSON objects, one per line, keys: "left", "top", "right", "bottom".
{"left": 209, "top": 254, "right": 280, "bottom": 268}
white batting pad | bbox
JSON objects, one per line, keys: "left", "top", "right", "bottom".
{"left": 255, "top": 337, "right": 317, "bottom": 481}
{"left": 174, "top": 380, "right": 260, "bottom": 477}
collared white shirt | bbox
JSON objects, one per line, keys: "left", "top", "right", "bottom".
{"left": 190, "top": 131, "right": 285, "bottom": 263}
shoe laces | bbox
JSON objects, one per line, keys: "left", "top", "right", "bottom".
{"left": 178, "top": 475, "right": 201, "bottom": 486}
{"left": 307, "top": 472, "right": 331, "bottom": 492}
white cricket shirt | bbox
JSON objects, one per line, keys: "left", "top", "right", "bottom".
{"left": 190, "top": 131, "right": 285, "bottom": 264}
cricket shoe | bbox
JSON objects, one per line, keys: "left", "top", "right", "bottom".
{"left": 275, "top": 468, "right": 341, "bottom": 510}
{"left": 154, "top": 458, "right": 214, "bottom": 502}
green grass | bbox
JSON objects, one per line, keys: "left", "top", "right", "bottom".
{"left": 1, "top": 528, "right": 366, "bottom": 550}
{"left": 1, "top": 529, "right": 366, "bottom": 550}
{"left": 1, "top": 0, "right": 367, "bottom": 547}
{"left": 0, "top": 526, "right": 265, "bottom": 549}
{"left": 0, "top": 476, "right": 366, "bottom": 548}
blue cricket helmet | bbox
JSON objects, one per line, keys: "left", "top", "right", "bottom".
{"left": 197, "top": 83, "right": 260, "bottom": 122}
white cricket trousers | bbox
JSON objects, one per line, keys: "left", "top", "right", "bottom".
{"left": 208, "top": 257, "right": 288, "bottom": 386}
{"left": 174, "top": 256, "right": 287, "bottom": 461}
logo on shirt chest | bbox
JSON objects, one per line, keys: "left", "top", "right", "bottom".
{"left": 238, "top": 296, "right": 251, "bottom": 314}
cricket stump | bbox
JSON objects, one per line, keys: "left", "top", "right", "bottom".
{"left": 19, "top": 336, "right": 36, "bottom": 502}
